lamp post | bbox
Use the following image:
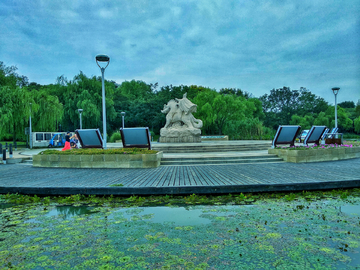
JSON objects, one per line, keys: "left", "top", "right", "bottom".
{"left": 121, "top": 112, "right": 126, "bottom": 129}
{"left": 332, "top": 87, "right": 340, "bottom": 129}
{"left": 29, "top": 103, "right": 32, "bottom": 149}
{"left": 96, "top": 54, "right": 110, "bottom": 149}
{"left": 77, "top": 109, "right": 83, "bottom": 129}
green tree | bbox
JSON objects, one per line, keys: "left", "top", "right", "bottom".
{"left": 113, "top": 80, "right": 161, "bottom": 133}
{"left": 356, "top": 104, "right": 360, "bottom": 117}
{"left": 0, "top": 62, "right": 31, "bottom": 142}
{"left": 0, "top": 86, "right": 32, "bottom": 142}
{"left": 194, "top": 91, "right": 247, "bottom": 135}
{"left": 259, "top": 87, "right": 328, "bottom": 129}
{"left": 289, "top": 114, "right": 314, "bottom": 129}
{"left": 219, "top": 88, "right": 253, "bottom": 99}
{"left": 31, "top": 89, "right": 63, "bottom": 132}
{"left": 338, "top": 101, "right": 355, "bottom": 108}
{"left": 354, "top": 116, "right": 360, "bottom": 133}
{"left": 0, "top": 61, "right": 29, "bottom": 88}
{"left": 314, "top": 112, "right": 330, "bottom": 127}
{"left": 325, "top": 106, "right": 353, "bottom": 132}
{"left": 62, "top": 72, "right": 117, "bottom": 133}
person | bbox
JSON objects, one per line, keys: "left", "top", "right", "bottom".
{"left": 70, "top": 133, "right": 80, "bottom": 148}
{"left": 62, "top": 132, "right": 71, "bottom": 151}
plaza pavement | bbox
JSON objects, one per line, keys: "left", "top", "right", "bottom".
{"left": 0, "top": 142, "right": 359, "bottom": 196}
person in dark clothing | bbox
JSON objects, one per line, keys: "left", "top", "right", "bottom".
{"left": 62, "top": 132, "right": 71, "bottom": 151}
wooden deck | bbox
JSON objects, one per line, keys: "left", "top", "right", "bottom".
{"left": 1, "top": 158, "right": 360, "bottom": 196}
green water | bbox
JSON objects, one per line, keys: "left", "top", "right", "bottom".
{"left": 1, "top": 196, "right": 360, "bottom": 269}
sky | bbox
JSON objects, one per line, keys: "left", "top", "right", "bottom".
{"left": 1, "top": 0, "right": 359, "bottom": 104}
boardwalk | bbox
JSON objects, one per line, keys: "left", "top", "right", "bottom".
{"left": 1, "top": 158, "right": 359, "bottom": 195}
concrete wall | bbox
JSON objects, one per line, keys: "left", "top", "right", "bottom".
{"left": 33, "top": 152, "right": 163, "bottom": 168}
{"left": 268, "top": 147, "right": 360, "bottom": 163}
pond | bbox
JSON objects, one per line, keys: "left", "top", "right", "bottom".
{"left": 1, "top": 193, "right": 360, "bottom": 269}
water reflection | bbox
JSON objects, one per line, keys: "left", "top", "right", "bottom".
{"left": 46, "top": 205, "right": 96, "bottom": 220}
{"left": 339, "top": 204, "right": 360, "bottom": 216}
{"left": 118, "top": 206, "right": 238, "bottom": 226}
{"left": 42, "top": 202, "right": 360, "bottom": 227}
{"left": 44, "top": 205, "right": 242, "bottom": 225}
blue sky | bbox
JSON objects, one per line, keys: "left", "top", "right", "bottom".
{"left": 1, "top": 0, "right": 359, "bottom": 104}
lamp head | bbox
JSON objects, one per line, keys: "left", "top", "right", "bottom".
{"left": 95, "top": 54, "right": 110, "bottom": 69}
{"left": 78, "top": 109, "right": 83, "bottom": 113}
{"left": 96, "top": 54, "right": 110, "bottom": 62}
{"left": 121, "top": 112, "right": 126, "bottom": 116}
{"left": 332, "top": 87, "right": 340, "bottom": 95}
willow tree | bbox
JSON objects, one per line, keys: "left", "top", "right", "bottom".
{"left": 194, "top": 90, "right": 247, "bottom": 135}
{"left": 0, "top": 86, "right": 32, "bottom": 142}
{"left": 62, "top": 72, "right": 116, "bottom": 133}
{"left": 31, "top": 89, "right": 63, "bottom": 132}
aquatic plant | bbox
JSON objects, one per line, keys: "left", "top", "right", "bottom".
{"left": 1, "top": 189, "right": 360, "bottom": 269}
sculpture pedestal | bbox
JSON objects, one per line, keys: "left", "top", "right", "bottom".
{"left": 159, "top": 135, "right": 201, "bottom": 143}
{"left": 160, "top": 127, "right": 201, "bottom": 143}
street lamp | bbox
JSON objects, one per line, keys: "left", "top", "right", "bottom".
{"left": 29, "top": 103, "right": 32, "bottom": 149}
{"left": 96, "top": 54, "right": 110, "bottom": 149}
{"left": 332, "top": 87, "right": 340, "bottom": 129}
{"left": 77, "top": 109, "right": 83, "bottom": 129}
{"left": 121, "top": 112, "right": 126, "bottom": 129}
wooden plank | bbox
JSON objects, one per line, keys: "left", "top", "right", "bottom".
{"left": 156, "top": 166, "right": 175, "bottom": 187}
{"left": 194, "top": 166, "right": 217, "bottom": 186}
{"left": 183, "top": 166, "right": 193, "bottom": 186}
{"left": 202, "top": 165, "right": 234, "bottom": 185}
{"left": 131, "top": 168, "right": 161, "bottom": 187}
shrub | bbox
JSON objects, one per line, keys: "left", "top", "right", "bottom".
{"left": 0, "top": 133, "right": 14, "bottom": 141}
{"left": 38, "top": 148, "right": 158, "bottom": 155}
{"left": 109, "top": 132, "right": 122, "bottom": 143}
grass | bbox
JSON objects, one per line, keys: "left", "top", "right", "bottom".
{"left": 38, "top": 148, "right": 158, "bottom": 155}
{"left": 0, "top": 141, "right": 27, "bottom": 149}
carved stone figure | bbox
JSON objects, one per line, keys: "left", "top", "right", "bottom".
{"left": 160, "top": 93, "right": 203, "bottom": 143}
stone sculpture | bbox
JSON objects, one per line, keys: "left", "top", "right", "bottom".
{"left": 160, "top": 93, "right": 203, "bottom": 143}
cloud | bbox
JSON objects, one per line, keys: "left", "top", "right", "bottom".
{"left": 0, "top": 0, "right": 359, "bottom": 103}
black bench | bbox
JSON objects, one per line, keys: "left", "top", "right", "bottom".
{"left": 120, "top": 127, "right": 151, "bottom": 150}
{"left": 272, "top": 125, "right": 301, "bottom": 148}
{"left": 303, "top": 126, "right": 327, "bottom": 146}
{"left": 75, "top": 129, "right": 103, "bottom": 148}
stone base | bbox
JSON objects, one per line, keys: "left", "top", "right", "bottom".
{"left": 33, "top": 152, "right": 163, "bottom": 168}
{"left": 159, "top": 135, "right": 201, "bottom": 143}
{"left": 325, "top": 138, "right": 342, "bottom": 144}
{"left": 268, "top": 147, "right": 360, "bottom": 163}
{"left": 201, "top": 135, "right": 229, "bottom": 141}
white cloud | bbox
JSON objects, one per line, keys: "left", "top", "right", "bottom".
{"left": 0, "top": 0, "right": 359, "bottom": 103}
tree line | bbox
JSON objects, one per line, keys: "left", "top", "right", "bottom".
{"left": 1, "top": 61, "right": 359, "bottom": 143}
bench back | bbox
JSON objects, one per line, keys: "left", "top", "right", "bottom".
{"left": 120, "top": 127, "right": 151, "bottom": 150}
{"left": 272, "top": 125, "right": 301, "bottom": 148}
{"left": 303, "top": 126, "right": 327, "bottom": 145}
{"left": 327, "top": 127, "right": 339, "bottom": 139}
{"left": 75, "top": 129, "right": 103, "bottom": 148}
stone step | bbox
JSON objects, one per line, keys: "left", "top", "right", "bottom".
{"left": 152, "top": 144, "right": 271, "bottom": 153}
{"left": 160, "top": 154, "right": 283, "bottom": 166}
{"left": 161, "top": 154, "right": 277, "bottom": 161}
{"left": 161, "top": 156, "right": 283, "bottom": 166}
